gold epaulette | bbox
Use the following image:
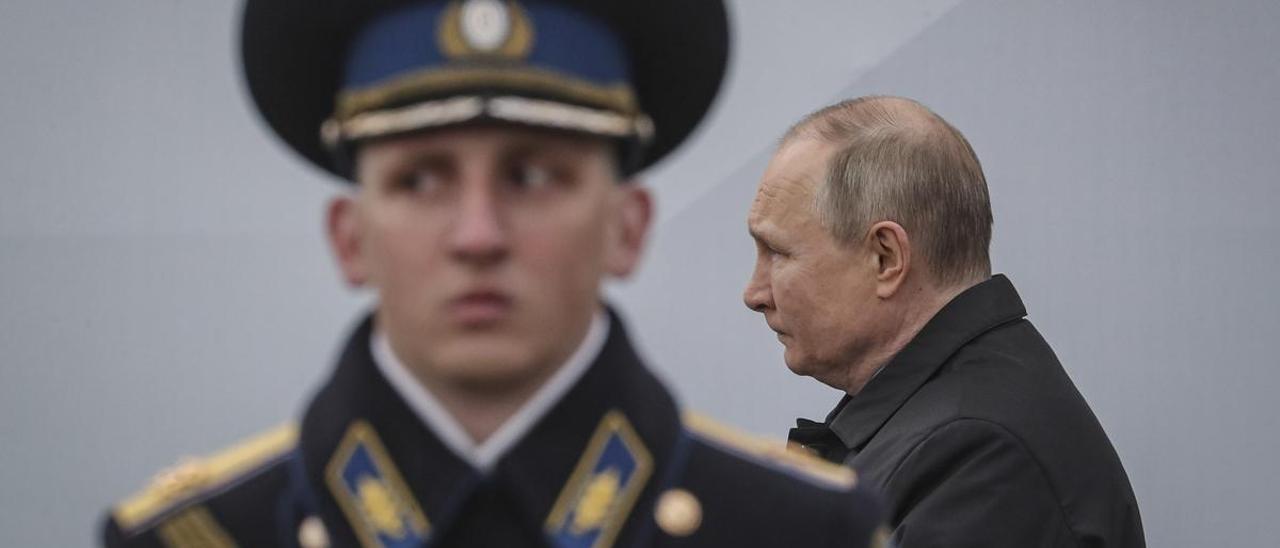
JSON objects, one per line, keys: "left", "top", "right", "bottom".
{"left": 113, "top": 423, "right": 299, "bottom": 532}
{"left": 682, "top": 411, "right": 858, "bottom": 490}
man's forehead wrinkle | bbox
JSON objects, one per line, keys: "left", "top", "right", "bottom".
{"left": 747, "top": 191, "right": 769, "bottom": 233}
{"left": 764, "top": 170, "right": 817, "bottom": 199}
{"left": 750, "top": 173, "right": 819, "bottom": 238}
{"left": 749, "top": 177, "right": 787, "bottom": 224}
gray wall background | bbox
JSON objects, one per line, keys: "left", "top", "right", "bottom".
{"left": 2, "top": 1, "right": 1277, "bottom": 545}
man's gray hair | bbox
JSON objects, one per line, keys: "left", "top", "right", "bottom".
{"left": 783, "top": 96, "right": 993, "bottom": 287}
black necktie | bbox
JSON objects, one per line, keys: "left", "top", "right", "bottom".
{"left": 787, "top": 418, "right": 849, "bottom": 463}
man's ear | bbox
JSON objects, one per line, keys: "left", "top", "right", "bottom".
{"left": 867, "top": 220, "right": 911, "bottom": 299}
{"left": 326, "top": 194, "right": 368, "bottom": 287}
{"left": 604, "top": 182, "right": 653, "bottom": 279}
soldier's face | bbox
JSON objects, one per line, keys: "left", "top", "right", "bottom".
{"left": 329, "top": 125, "right": 650, "bottom": 392}
{"left": 743, "top": 139, "right": 885, "bottom": 389}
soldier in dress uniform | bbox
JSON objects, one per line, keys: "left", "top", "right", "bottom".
{"left": 100, "top": 0, "right": 887, "bottom": 546}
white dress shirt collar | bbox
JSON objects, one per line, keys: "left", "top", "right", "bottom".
{"left": 371, "top": 311, "right": 609, "bottom": 473}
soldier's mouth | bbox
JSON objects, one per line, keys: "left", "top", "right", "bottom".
{"left": 450, "top": 291, "right": 513, "bottom": 326}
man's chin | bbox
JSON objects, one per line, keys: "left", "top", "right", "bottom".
{"left": 782, "top": 352, "right": 814, "bottom": 377}
{"left": 782, "top": 350, "right": 834, "bottom": 379}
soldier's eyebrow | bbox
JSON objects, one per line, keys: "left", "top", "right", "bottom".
{"left": 499, "top": 142, "right": 543, "bottom": 164}
{"left": 369, "top": 145, "right": 446, "bottom": 168}
{"left": 368, "top": 150, "right": 454, "bottom": 189}
{"left": 419, "top": 152, "right": 458, "bottom": 170}
{"left": 399, "top": 148, "right": 453, "bottom": 167}
{"left": 501, "top": 138, "right": 595, "bottom": 165}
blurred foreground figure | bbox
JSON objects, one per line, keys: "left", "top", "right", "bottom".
{"left": 745, "top": 96, "right": 1144, "bottom": 547}
{"left": 101, "top": 1, "right": 886, "bottom": 547}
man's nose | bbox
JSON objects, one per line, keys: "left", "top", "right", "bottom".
{"left": 449, "top": 184, "right": 509, "bottom": 265}
{"left": 743, "top": 265, "right": 772, "bottom": 312}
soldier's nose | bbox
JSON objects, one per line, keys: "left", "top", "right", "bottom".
{"left": 450, "top": 186, "right": 509, "bottom": 265}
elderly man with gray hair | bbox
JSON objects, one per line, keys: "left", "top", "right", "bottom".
{"left": 743, "top": 95, "right": 1144, "bottom": 547}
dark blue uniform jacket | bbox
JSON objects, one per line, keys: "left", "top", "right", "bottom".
{"left": 105, "top": 310, "right": 885, "bottom": 547}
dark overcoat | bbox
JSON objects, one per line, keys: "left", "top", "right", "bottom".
{"left": 791, "top": 275, "right": 1144, "bottom": 547}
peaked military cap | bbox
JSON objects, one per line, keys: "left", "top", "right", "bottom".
{"left": 241, "top": 0, "right": 730, "bottom": 181}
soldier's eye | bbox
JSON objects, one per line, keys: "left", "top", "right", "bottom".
{"left": 397, "top": 168, "right": 446, "bottom": 193}
{"left": 509, "top": 164, "right": 553, "bottom": 190}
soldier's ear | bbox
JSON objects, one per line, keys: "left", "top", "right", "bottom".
{"left": 327, "top": 194, "right": 368, "bottom": 287}
{"left": 604, "top": 182, "right": 652, "bottom": 279}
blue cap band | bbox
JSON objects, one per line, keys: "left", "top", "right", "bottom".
{"left": 335, "top": 1, "right": 640, "bottom": 121}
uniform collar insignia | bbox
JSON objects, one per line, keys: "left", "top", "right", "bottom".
{"left": 544, "top": 410, "right": 653, "bottom": 548}
{"left": 325, "top": 420, "right": 431, "bottom": 548}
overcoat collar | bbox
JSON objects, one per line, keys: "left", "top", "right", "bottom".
{"left": 826, "top": 275, "right": 1028, "bottom": 452}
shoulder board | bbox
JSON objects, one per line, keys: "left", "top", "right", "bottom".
{"left": 682, "top": 411, "right": 857, "bottom": 491}
{"left": 113, "top": 422, "right": 298, "bottom": 531}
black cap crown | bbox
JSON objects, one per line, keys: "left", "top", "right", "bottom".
{"left": 241, "top": 0, "right": 729, "bottom": 181}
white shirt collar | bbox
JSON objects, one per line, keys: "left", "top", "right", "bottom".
{"left": 371, "top": 311, "right": 609, "bottom": 473}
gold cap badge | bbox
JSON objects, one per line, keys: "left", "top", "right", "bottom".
{"left": 440, "top": 0, "right": 534, "bottom": 60}
{"left": 460, "top": 0, "right": 510, "bottom": 51}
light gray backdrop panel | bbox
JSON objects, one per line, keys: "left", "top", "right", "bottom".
{"left": 1, "top": 1, "right": 1277, "bottom": 546}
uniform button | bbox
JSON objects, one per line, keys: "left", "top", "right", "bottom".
{"left": 655, "top": 488, "right": 701, "bottom": 537}
{"left": 298, "top": 515, "right": 329, "bottom": 548}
